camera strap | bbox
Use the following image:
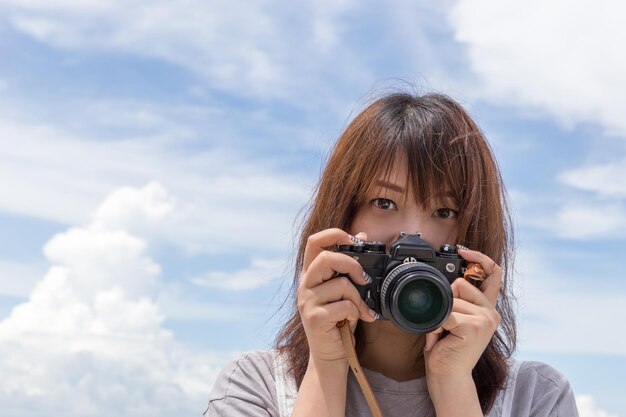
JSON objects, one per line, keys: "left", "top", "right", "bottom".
{"left": 337, "top": 319, "right": 384, "bottom": 417}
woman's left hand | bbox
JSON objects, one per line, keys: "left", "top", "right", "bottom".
{"left": 423, "top": 247, "right": 502, "bottom": 379}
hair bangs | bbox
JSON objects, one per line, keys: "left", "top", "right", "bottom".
{"left": 400, "top": 109, "right": 468, "bottom": 213}
{"left": 356, "top": 145, "right": 400, "bottom": 207}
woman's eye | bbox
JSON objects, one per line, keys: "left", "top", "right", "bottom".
{"left": 433, "top": 207, "right": 458, "bottom": 219}
{"left": 372, "top": 198, "right": 397, "bottom": 210}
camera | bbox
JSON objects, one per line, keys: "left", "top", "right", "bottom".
{"left": 335, "top": 232, "right": 468, "bottom": 334}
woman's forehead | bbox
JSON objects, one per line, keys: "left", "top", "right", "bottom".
{"left": 376, "top": 157, "right": 408, "bottom": 187}
{"left": 376, "top": 151, "right": 410, "bottom": 178}
{"left": 370, "top": 154, "right": 457, "bottom": 203}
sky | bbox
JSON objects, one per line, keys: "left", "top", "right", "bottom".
{"left": 0, "top": 1, "right": 625, "bottom": 416}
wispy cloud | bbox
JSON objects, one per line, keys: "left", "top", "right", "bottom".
{"left": 547, "top": 159, "right": 626, "bottom": 238}
{"left": 156, "top": 284, "right": 257, "bottom": 321}
{"left": 0, "top": 117, "right": 308, "bottom": 254}
{"left": 508, "top": 166, "right": 626, "bottom": 241}
{"left": 553, "top": 203, "right": 626, "bottom": 239}
{"left": 191, "top": 258, "right": 288, "bottom": 291}
{"left": 0, "top": 0, "right": 364, "bottom": 103}
{"left": 559, "top": 159, "right": 626, "bottom": 199}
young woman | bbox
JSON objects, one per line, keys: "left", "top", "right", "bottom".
{"left": 205, "top": 92, "right": 579, "bottom": 416}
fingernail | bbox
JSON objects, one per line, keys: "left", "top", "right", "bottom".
{"left": 457, "top": 244, "right": 469, "bottom": 251}
{"left": 349, "top": 234, "right": 364, "bottom": 245}
{"left": 368, "top": 309, "right": 380, "bottom": 320}
{"left": 362, "top": 271, "right": 373, "bottom": 284}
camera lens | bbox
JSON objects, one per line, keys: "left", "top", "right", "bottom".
{"left": 380, "top": 262, "right": 453, "bottom": 334}
{"left": 397, "top": 280, "right": 443, "bottom": 325}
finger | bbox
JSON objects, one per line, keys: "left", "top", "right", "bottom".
{"left": 303, "top": 228, "right": 365, "bottom": 272}
{"left": 441, "top": 310, "right": 499, "bottom": 340}
{"left": 457, "top": 247, "right": 502, "bottom": 306}
{"left": 301, "top": 250, "right": 371, "bottom": 289}
{"left": 311, "top": 277, "right": 377, "bottom": 322}
{"left": 424, "top": 327, "right": 443, "bottom": 352}
{"left": 451, "top": 278, "right": 491, "bottom": 308}
{"left": 479, "top": 266, "right": 502, "bottom": 307}
{"left": 441, "top": 311, "right": 474, "bottom": 333}
{"left": 451, "top": 297, "right": 483, "bottom": 315}
{"left": 313, "top": 299, "right": 362, "bottom": 327}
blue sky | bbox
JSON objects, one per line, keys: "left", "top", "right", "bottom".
{"left": 0, "top": 1, "right": 625, "bottom": 416}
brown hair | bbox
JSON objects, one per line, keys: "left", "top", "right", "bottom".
{"left": 274, "top": 91, "right": 516, "bottom": 413}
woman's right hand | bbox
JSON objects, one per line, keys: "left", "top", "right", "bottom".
{"left": 297, "top": 228, "right": 378, "bottom": 365}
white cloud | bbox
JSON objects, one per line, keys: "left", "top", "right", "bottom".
{"left": 559, "top": 159, "right": 626, "bottom": 199}
{"left": 449, "top": 0, "right": 626, "bottom": 137}
{"left": 191, "top": 258, "right": 288, "bottom": 291}
{"left": 91, "top": 181, "right": 176, "bottom": 242}
{"left": 0, "top": 116, "right": 309, "bottom": 255}
{"left": 537, "top": 160, "right": 626, "bottom": 239}
{"left": 0, "top": 182, "right": 244, "bottom": 416}
{"left": 508, "top": 164, "right": 626, "bottom": 240}
{"left": 577, "top": 395, "right": 620, "bottom": 417}
{"left": 0, "top": 0, "right": 362, "bottom": 101}
{"left": 553, "top": 203, "right": 626, "bottom": 239}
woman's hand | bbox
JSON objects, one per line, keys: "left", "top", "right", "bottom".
{"left": 422, "top": 247, "right": 502, "bottom": 416}
{"left": 292, "top": 229, "right": 376, "bottom": 417}
{"left": 297, "top": 228, "right": 377, "bottom": 365}
{"left": 423, "top": 247, "right": 502, "bottom": 378}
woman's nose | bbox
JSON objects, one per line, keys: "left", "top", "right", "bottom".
{"left": 397, "top": 215, "right": 439, "bottom": 247}
{"left": 398, "top": 215, "right": 426, "bottom": 237}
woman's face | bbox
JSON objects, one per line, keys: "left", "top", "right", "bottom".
{"left": 349, "top": 155, "right": 459, "bottom": 251}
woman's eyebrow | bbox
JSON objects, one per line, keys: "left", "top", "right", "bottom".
{"left": 373, "top": 181, "right": 456, "bottom": 201}
{"left": 374, "top": 180, "right": 405, "bottom": 193}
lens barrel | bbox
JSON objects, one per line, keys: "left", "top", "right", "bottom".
{"left": 380, "top": 262, "right": 453, "bottom": 334}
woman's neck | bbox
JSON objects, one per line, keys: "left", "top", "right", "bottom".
{"left": 357, "top": 321, "right": 426, "bottom": 382}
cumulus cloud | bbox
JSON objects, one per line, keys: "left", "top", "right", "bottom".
{"left": 0, "top": 183, "right": 242, "bottom": 416}
{"left": 449, "top": 0, "right": 626, "bottom": 137}
{"left": 577, "top": 395, "right": 620, "bottom": 417}
{"left": 91, "top": 181, "right": 176, "bottom": 242}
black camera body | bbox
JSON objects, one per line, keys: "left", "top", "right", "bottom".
{"left": 335, "top": 232, "right": 467, "bottom": 334}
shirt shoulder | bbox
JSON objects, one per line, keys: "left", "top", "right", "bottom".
{"left": 511, "top": 361, "right": 579, "bottom": 417}
{"left": 204, "top": 349, "right": 280, "bottom": 417}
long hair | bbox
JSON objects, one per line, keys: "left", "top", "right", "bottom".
{"left": 274, "top": 91, "right": 516, "bottom": 413}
